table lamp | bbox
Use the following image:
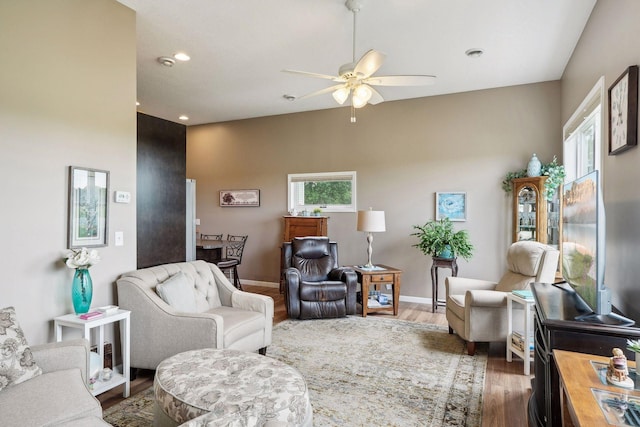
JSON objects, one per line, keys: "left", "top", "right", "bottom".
{"left": 356, "top": 207, "right": 386, "bottom": 269}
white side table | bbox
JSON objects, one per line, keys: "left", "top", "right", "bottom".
{"left": 506, "top": 293, "right": 535, "bottom": 375}
{"left": 54, "top": 309, "right": 130, "bottom": 397}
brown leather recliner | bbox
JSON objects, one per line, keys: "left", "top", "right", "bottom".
{"left": 283, "top": 237, "right": 357, "bottom": 319}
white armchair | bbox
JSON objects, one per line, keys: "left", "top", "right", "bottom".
{"left": 116, "top": 260, "right": 274, "bottom": 370}
{"left": 445, "top": 241, "right": 559, "bottom": 355}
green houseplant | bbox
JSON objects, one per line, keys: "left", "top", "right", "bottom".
{"left": 411, "top": 218, "right": 474, "bottom": 260}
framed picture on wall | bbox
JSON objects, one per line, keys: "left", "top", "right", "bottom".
{"left": 435, "top": 192, "right": 467, "bottom": 222}
{"left": 68, "top": 166, "right": 109, "bottom": 248}
{"left": 219, "top": 189, "right": 260, "bottom": 207}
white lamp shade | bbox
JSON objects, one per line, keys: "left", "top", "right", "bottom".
{"left": 332, "top": 87, "right": 350, "bottom": 105}
{"left": 357, "top": 210, "right": 386, "bottom": 232}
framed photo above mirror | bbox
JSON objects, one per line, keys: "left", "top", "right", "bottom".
{"left": 68, "top": 166, "right": 109, "bottom": 248}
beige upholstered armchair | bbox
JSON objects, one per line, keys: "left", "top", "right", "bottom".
{"left": 445, "top": 241, "right": 559, "bottom": 355}
{"left": 116, "top": 260, "right": 273, "bottom": 371}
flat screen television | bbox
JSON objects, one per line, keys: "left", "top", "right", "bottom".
{"left": 560, "top": 170, "right": 633, "bottom": 326}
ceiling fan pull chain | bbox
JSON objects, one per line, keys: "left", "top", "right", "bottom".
{"left": 351, "top": 104, "right": 356, "bottom": 123}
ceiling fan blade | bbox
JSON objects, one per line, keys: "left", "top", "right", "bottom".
{"left": 296, "top": 84, "right": 346, "bottom": 100}
{"left": 281, "top": 69, "right": 344, "bottom": 82}
{"left": 353, "top": 50, "right": 386, "bottom": 78}
{"left": 364, "top": 75, "right": 436, "bottom": 87}
{"left": 367, "top": 86, "right": 384, "bottom": 105}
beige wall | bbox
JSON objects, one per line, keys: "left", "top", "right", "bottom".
{"left": 187, "top": 81, "right": 561, "bottom": 301}
{"left": 561, "top": 0, "right": 640, "bottom": 321}
{"left": 0, "top": 0, "right": 137, "bottom": 343}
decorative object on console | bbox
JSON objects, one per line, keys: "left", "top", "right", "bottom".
{"left": 68, "top": 166, "right": 109, "bottom": 248}
{"left": 502, "top": 155, "right": 565, "bottom": 202}
{"left": 219, "top": 189, "right": 260, "bottom": 207}
{"left": 435, "top": 192, "right": 467, "bottom": 221}
{"left": 65, "top": 247, "right": 100, "bottom": 314}
{"left": 356, "top": 207, "right": 386, "bottom": 269}
{"left": 526, "top": 153, "right": 542, "bottom": 177}
{"left": 608, "top": 65, "right": 638, "bottom": 155}
{"left": 606, "top": 347, "right": 634, "bottom": 388}
{"left": 411, "top": 217, "right": 473, "bottom": 261}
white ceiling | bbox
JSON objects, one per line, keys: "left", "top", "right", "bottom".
{"left": 117, "top": 0, "right": 596, "bottom": 125}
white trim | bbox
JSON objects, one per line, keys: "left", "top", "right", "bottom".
{"left": 241, "top": 280, "right": 279, "bottom": 288}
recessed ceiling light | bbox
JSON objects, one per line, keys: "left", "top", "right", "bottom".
{"left": 174, "top": 52, "right": 190, "bottom": 62}
{"left": 283, "top": 95, "right": 296, "bottom": 101}
{"left": 465, "top": 48, "right": 484, "bottom": 58}
{"left": 157, "top": 56, "right": 176, "bottom": 67}
{"left": 179, "top": 115, "right": 189, "bottom": 121}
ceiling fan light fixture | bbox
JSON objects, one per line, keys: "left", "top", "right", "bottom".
{"left": 332, "top": 87, "right": 350, "bottom": 104}
{"left": 352, "top": 84, "right": 372, "bottom": 108}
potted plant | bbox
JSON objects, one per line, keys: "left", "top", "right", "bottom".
{"left": 312, "top": 208, "right": 322, "bottom": 216}
{"left": 411, "top": 218, "right": 474, "bottom": 260}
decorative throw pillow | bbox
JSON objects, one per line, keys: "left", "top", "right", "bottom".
{"left": 156, "top": 272, "right": 198, "bottom": 312}
{"left": 0, "top": 306, "right": 42, "bottom": 391}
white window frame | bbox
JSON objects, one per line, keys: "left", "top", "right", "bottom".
{"left": 563, "top": 76, "right": 605, "bottom": 183}
{"left": 287, "top": 171, "right": 357, "bottom": 213}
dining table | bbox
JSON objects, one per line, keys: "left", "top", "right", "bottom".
{"left": 195, "top": 239, "right": 238, "bottom": 263}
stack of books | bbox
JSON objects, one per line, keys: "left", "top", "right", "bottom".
{"left": 511, "top": 330, "right": 534, "bottom": 352}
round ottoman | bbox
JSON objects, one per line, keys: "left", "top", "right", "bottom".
{"left": 153, "top": 349, "right": 312, "bottom": 427}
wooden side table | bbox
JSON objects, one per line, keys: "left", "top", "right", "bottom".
{"left": 352, "top": 265, "right": 402, "bottom": 317}
{"left": 430, "top": 257, "right": 458, "bottom": 313}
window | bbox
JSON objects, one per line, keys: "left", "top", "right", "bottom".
{"left": 287, "top": 171, "right": 357, "bottom": 213}
{"left": 563, "top": 77, "right": 604, "bottom": 183}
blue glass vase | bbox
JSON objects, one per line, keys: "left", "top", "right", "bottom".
{"left": 72, "top": 268, "right": 93, "bottom": 314}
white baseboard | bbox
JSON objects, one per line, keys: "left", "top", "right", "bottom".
{"left": 241, "top": 280, "right": 433, "bottom": 306}
{"left": 241, "top": 280, "right": 279, "bottom": 288}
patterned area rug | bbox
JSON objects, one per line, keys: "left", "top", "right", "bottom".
{"left": 104, "top": 316, "right": 486, "bottom": 427}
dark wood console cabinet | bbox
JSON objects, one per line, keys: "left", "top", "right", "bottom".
{"left": 529, "top": 282, "right": 640, "bottom": 427}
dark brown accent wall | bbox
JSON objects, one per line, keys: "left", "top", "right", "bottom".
{"left": 137, "top": 113, "right": 186, "bottom": 268}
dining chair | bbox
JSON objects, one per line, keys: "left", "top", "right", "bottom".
{"left": 215, "top": 234, "right": 248, "bottom": 289}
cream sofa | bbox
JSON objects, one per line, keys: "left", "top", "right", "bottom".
{"left": 116, "top": 260, "right": 274, "bottom": 370}
{"left": 445, "top": 241, "right": 559, "bottom": 355}
{"left": 0, "top": 339, "right": 109, "bottom": 427}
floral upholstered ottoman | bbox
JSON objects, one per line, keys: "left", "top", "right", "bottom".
{"left": 153, "top": 348, "right": 312, "bottom": 427}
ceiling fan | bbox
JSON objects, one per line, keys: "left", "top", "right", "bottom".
{"left": 283, "top": 0, "right": 436, "bottom": 122}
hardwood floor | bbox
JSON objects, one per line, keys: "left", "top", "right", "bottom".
{"left": 98, "top": 285, "right": 531, "bottom": 426}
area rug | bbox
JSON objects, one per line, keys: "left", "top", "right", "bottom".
{"left": 104, "top": 316, "right": 486, "bottom": 427}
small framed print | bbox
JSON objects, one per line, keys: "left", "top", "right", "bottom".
{"left": 435, "top": 192, "right": 467, "bottom": 222}
{"left": 68, "top": 166, "right": 109, "bottom": 248}
{"left": 219, "top": 189, "right": 260, "bottom": 207}
{"left": 608, "top": 65, "right": 638, "bottom": 155}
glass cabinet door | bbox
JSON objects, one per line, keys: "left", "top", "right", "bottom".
{"left": 516, "top": 186, "right": 537, "bottom": 241}
{"left": 546, "top": 188, "right": 560, "bottom": 249}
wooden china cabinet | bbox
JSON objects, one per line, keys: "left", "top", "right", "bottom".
{"left": 512, "top": 176, "right": 561, "bottom": 246}
{"left": 512, "top": 176, "right": 562, "bottom": 277}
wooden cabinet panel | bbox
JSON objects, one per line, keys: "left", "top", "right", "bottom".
{"left": 283, "top": 216, "right": 328, "bottom": 242}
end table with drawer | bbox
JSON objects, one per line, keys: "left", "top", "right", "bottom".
{"left": 352, "top": 265, "right": 402, "bottom": 317}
